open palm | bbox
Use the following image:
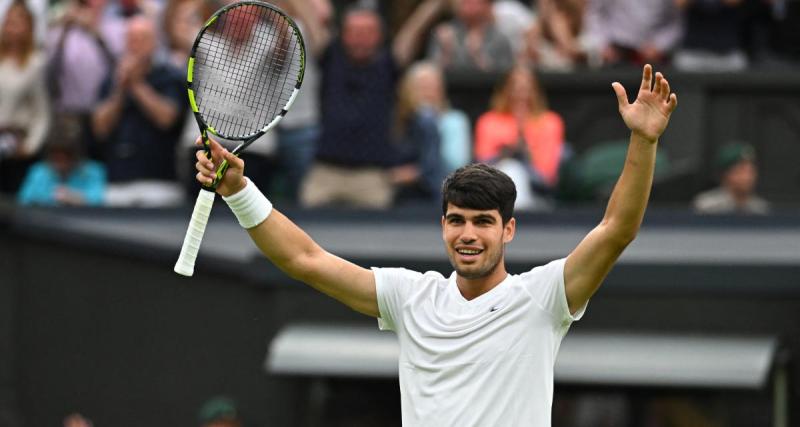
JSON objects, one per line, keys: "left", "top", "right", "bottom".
{"left": 612, "top": 65, "right": 678, "bottom": 143}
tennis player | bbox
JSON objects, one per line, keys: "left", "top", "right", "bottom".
{"left": 195, "top": 64, "right": 677, "bottom": 426}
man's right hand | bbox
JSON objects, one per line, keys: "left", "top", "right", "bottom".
{"left": 194, "top": 137, "right": 247, "bottom": 197}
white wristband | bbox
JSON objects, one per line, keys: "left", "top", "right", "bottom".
{"left": 222, "top": 178, "right": 273, "bottom": 229}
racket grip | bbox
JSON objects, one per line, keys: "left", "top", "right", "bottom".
{"left": 174, "top": 189, "right": 216, "bottom": 276}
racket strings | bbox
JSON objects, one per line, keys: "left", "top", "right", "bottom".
{"left": 193, "top": 4, "right": 302, "bottom": 138}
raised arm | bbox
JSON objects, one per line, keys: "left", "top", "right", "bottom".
{"left": 195, "top": 138, "right": 378, "bottom": 317}
{"left": 393, "top": 0, "right": 449, "bottom": 67}
{"left": 285, "top": 0, "right": 332, "bottom": 57}
{"left": 564, "top": 65, "right": 677, "bottom": 314}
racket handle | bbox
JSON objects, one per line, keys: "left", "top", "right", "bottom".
{"left": 174, "top": 189, "right": 216, "bottom": 276}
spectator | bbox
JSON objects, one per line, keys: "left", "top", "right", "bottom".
{"left": 161, "top": 0, "right": 202, "bottom": 69}
{"left": 584, "top": 0, "right": 682, "bottom": 67}
{"left": 474, "top": 65, "right": 565, "bottom": 211}
{"left": 492, "top": 0, "right": 534, "bottom": 57}
{"left": 300, "top": 1, "right": 445, "bottom": 209}
{"left": 392, "top": 61, "right": 471, "bottom": 202}
{"left": 46, "top": 0, "right": 126, "bottom": 114}
{"left": 18, "top": 115, "right": 106, "bottom": 206}
{"left": 267, "top": 0, "right": 331, "bottom": 203}
{"left": 63, "top": 413, "right": 93, "bottom": 427}
{"left": 92, "top": 15, "right": 186, "bottom": 207}
{"left": 0, "top": 0, "right": 50, "bottom": 195}
{"left": 197, "top": 396, "right": 241, "bottom": 427}
{"left": 693, "top": 143, "right": 769, "bottom": 215}
{"left": 105, "top": 0, "right": 161, "bottom": 21}
{"left": 673, "top": 0, "right": 749, "bottom": 72}
{"left": 523, "top": 0, "right": 589, "bottom": 70}
{"left": 0, "top": 0, "right": 46, "bottom": 44}
{"left": 428, "top": 0, "right": 514, "bottom": 72}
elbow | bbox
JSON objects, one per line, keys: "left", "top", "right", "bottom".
{"left": 600, "top": 219, "right": 639, "bottom": 249}
{"left": 282, "top": 246, "right": 325, "bottom": 283}
{"left": 616, "top": 228, "right": 638, "bottom": 249}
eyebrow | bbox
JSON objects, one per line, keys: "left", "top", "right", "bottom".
{"left": 445, "top": 213, "right": 496, "bottom": 223}
{"left": 473, "top": 214, "right": 496, "bottom": 223}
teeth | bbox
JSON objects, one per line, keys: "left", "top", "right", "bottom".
{"left": 458, "top": 249, "right": 481, "bottom": 255}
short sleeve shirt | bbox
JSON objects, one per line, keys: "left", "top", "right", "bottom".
{"left": 374, "top": 258, "right": 586, "bottom": 427}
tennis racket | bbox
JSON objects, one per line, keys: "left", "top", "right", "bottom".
{"left": 174, "top": 0, "right": 305, "bottom": 276}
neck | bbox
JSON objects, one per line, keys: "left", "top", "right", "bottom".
{"left": 455, "top": 263, "right": 508, "bottom": 301}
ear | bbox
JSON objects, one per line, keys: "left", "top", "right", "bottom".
{"left": 441, "top": 215, "right": 446, "bottom": 241}
{"left": 503, "top": 217, "right": 516, "bottom": 244}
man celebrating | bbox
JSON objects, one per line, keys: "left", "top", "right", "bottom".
{"left": 193, "top": 65, "right": 677, "bottom": 426}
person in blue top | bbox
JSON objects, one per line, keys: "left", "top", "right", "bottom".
{"left": 17, "top": 116, "right": 106, "bottom": 206}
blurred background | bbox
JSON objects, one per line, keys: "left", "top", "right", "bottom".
{"left": 1, "top": 0, "right": 799, "bottom": 425}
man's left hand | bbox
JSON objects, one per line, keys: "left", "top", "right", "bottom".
{"left": 611, "top": 64, "right": 678, "bottom": 143}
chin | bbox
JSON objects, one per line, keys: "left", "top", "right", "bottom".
{"left": 454, "top": 263, "right": 493, "bottom": 280}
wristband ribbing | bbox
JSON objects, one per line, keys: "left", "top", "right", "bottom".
{"left": 222, "top": 178, "right": 273, "bottom": 229}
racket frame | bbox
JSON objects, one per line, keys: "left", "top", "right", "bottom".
{"left": 175, "top": 0, "right": 305, "bottom": 276}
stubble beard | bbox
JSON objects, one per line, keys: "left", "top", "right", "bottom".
{"left": 450, "top": 246, "right": 504, "bottom": 280}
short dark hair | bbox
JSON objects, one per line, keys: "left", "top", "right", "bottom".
{"left": 341, "top": 3, "right": 384, "bottom": 30}
{"left": 441, "top": 163, "right": 516, "bottom": 224}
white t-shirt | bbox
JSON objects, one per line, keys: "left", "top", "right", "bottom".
{"left": 374, "top": 258, "right": 586, "bottom": 427}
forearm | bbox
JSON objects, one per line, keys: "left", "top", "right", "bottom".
{"left": 92, "top": 91, "right": 125, "bottom": 139}
{"left": 287, "top": 0, "right": 331, "bottom": 56}
{"left": 393, "top": 0, "right": 446, "bottom": 66}
{"left": 247, "top": 209, "right": 325, "bottom": 280}
{"left": 130, "top": 82, "right": 179, "bottom": 130}
{"left": 246, "top": 207, "right": 378, "bottom": 316}
{"left": 601, "top": 133, "right": 657, "bottom": 242}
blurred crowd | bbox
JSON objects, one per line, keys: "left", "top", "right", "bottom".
{"left": 0, "top": 0, "right": 790, "bottom": 212}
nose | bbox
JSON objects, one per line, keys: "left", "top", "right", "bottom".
{"left": 459, "top": 222, "right": 477, "bottom": 243}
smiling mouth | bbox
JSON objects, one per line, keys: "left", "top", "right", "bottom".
{"left": 456, "top": 248, "right": 483, "bottom": 255}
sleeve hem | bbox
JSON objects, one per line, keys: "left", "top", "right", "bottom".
{"left": 371, "top": 267, "right": 395, "bottom": 331}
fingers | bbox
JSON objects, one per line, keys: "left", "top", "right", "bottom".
{"left": 660, "top": 75, "right": 670, "bottom": 100}
{"left": 640, "top": 64, "right": 653, "bottom": 92}
{"left": 195, "top": 134, "right": 224, "bottom": 155}
{"left": 612, "top": 82, "right": 628, "bottom": 110}
{"left": 222, "top": 147, "right": 245, "bottom": 171}
{"left": 668, "top": 93, "right": 678, "bottom": 112}
{"left": 195, "top": 149, "right": 215, "bottom": 186}
{"left": 653, "top": 72, "right": 663, "bottom": 96}
{"left": 642, "top": 64, "right": 678, "bottom": 108}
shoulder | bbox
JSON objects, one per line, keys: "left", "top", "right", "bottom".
{"left": 373, "top": 267, "right": 442, "bottom": 284}
{"left": 372, "top": 267, "right": 421, "bottom": 284}
{"left": 153, "top": 63, "right": 184, "bottom": 82}
{"left": 442, "top": 109, "right": 469, "bottom": 123}
{"left": 692, "top": 187, "right": 731, "bottom": 213}
{"left": 372, "top": 267, "right": 447, "bottom": 293}
{"left": 535, "top": 111, "right": 564, "bottom": 127}
{"left": 80, "top": 160, "right": 107, "bottom": 175}
{"left": 543, "top": 110, "right": 564, "bottom": 121}
{"left": 477, "top": 111, "right": 509, "bottom": 124}
{"left": 27, "top": 162, "right": 51, "bottom": 176}
{"left": 28, "top": 51, "right": 47, "bottom": 72}
{"left": 747, "top": 196, "right": 770, "bottom": 215}
{"left": 518, "top": 258, "right": 566, "bottom": 287}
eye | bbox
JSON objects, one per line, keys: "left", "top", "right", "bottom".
{"left": 447, "top": 217, "right": 464, "bottom": 225}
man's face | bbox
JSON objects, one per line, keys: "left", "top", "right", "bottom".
{"left": 723, "top": 159, "right": 757, "bottom": 197}
{"left": 441, "top": 203, "right": 515, "bottom": 280}
{"left": 126, "top": 17, "right": 157, "bottom": 59}
{"left": 454, "top": 0, "right": 492, "bottom": 26}
{"left": 341, "top": 11, "right": 383, "bottom": 63}
{"left": 413, "top": 68, "right": 444, "bottom": 109}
